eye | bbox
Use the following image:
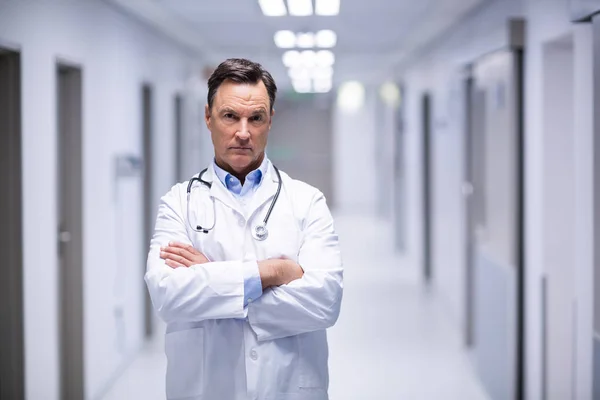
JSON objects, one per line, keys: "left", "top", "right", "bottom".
{"left": 251, "top": 115, "right": 264, "bottom": 122}
{"left": 224, "top": 113, "right": 235, "bottom": 120}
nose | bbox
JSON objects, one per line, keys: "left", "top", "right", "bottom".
{"left": 235, "top": 119, "right": 250, "bottom": 141}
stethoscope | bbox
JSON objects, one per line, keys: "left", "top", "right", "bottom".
{"left": 186, "top": 165, "right": 282, "bottom": 241}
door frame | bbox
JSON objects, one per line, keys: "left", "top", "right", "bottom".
{"left": 57, "top": 61, "right": 85, "bottom": 400}
{"left": 422, "top": 93, "right": 433, "bottom": 283}
{"left": 0, "top": 47, "right": 25, "bottom": 400}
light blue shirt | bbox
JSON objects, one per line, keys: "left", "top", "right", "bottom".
{"left": 213, "top": 158, "right": 268, "bottom": 308}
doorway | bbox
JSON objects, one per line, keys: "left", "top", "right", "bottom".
{"left": 0, "top": 48, "right": 24, "bottom": 400}
{"left": 421, "top": 93, "right": 433, "bottom": 283}
{"left": 57, "top": 63, "right": 84, "bottom": 400}
{"left": 470, "top": 47, "right": 525, "bottom": 400}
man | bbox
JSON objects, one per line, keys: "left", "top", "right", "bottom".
{"left": 145, "top": 58, "right": 343, "bottom": 400}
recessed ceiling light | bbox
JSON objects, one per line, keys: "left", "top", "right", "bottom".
{"left": 287, "top": 0, "right": 313, "bottom": 16}
{"left": 282, "top": 50, "right": 301, "bottom": 67}
{"left": 296, "top": 33, "right": 315, "bottom": 48}
{"left": 315, "top": 50, "right": 335, "bottom": 67}
{"left": 312, "top": 66, "right": 334, "bottom": 79}
{"left": 293, "top": 78, "right": 312, "bottom": 93}
{"left": 315, "top": 0, "right": 340, "bottom": 16}
{"left": 379, "top": 82, "right": 401, "bottom": 106}
{"left": 316, "top": 30, "right": 337, "bottom": 48}
{"left": 274, "top": 30, "right": 296, "bottom": 48}
{"left": 314, "top": 77, "right": 333, "bottom": 93}
{"left": 300, "top": 50, "right": 317, "bottom": 67}
{"left": 337, "top": 81, "right": 365, "bottom": 111}
{"left": 258, "top": 0, "right": 287, "bottom": 16}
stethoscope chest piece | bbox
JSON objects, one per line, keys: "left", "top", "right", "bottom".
{"left": 252, "top": 224, "right": 269, "bottom": 241}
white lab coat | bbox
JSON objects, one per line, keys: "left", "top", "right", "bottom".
{"left": 145, "top": 161, "right": 343, "bottom": 400}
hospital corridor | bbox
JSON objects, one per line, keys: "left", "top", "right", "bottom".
{"left": 2, "top": 0, "right": 600, "bottom": 399}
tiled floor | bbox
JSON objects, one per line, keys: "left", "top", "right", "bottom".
{"left": 101, "top": 213, "right": 489, "bottom": 400}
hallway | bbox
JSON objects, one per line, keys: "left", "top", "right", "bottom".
{"left": 102, "top": 213, "right": 489, "bottom": 400}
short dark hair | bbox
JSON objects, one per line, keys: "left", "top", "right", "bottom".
{"left": 207, "top": 58, "right": 277, "bottom": 112}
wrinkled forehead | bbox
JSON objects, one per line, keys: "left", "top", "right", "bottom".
{"left": 213, "top": 80, "right": 271, "bottom": 112}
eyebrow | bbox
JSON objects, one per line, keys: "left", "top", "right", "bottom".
{"left": 219, "top": 107, "right": 268, "bottom": 115}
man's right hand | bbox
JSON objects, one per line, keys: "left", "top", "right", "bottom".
{"left": 258, "top": 259, "right": 304, "bottom": 290}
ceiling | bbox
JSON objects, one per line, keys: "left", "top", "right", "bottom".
{"left": 106, "top": 0, "right": 486, "bottom": 89}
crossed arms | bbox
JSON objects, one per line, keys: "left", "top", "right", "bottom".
{"left": 144, "top": 184, "right": 344, "bottom": 341}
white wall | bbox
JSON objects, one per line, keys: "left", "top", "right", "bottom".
{"left": 400, "top": 0, "right": 524, "bottom": 326}
{"left": 0, "top": 2, "right": 203, "bottom": 399}
{"left": 332, "top": 87, "right": 378, "bottom": 214}
{"left": 397, "top": 0, "right": 596, "bottom": 398}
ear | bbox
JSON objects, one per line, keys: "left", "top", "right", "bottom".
{"left": 204, "top": 104, "right": 211, "bottom": 129}
{"left": 269, "top": 108, "right": 275, "bottom": 129}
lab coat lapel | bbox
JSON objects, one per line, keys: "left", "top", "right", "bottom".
{"left": 203, "top": 165, "right": 241, "bottom": 214}
{"left": 247, "top": 163, "right": 278, "bottom": 221}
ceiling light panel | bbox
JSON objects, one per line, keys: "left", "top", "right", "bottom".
{"left": 315, "top": 0, "right": 340, "bottom": 16}
{"left": 283, "top": 50, "right": 301, "bottom": 67}
{"left": 293, "top": 78, "right": 312, "bottom": 93}
{"left": 259, "top": 0, "right": 287, "bottom": 16}
{"left": 274, "top": 30, "right": 296, "bottom": 48}
{"left": 316, "top": 30, "right": 337, "bottom": 48}
{"left": 296, "top": 33, "right": 315, "bottom": 48}
{"left": 316, "top": 50, "right": 335, "bottom": 67}
{"left": 287, "top": 0, "right": 313, "bottom": 16}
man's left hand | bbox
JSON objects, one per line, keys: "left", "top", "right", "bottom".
{"left": 160, "top": 242, "right": 209, "bottom": 268}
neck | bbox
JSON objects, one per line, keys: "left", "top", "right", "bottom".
{"left": 215, "top": 154, "right": 265, "bottom": 184}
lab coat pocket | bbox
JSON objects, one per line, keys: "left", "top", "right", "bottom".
{"left": 165, "top": 327, "right": 205, "bottom": 399}
{"left": 298, "top": 332, "right": 328, "bottom": 390}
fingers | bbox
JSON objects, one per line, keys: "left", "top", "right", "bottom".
{"left": 165, "top": 259, "right": 185, "bottom": 269}
{"left": 168, "top": 241, "right": 200, "bottom": 255}
{"left": 160, "top": 249, "right": 193, "bottom": 267}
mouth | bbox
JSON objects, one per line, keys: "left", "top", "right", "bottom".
{"left": 230, "top": 147, "right": 252, "bottom": 151}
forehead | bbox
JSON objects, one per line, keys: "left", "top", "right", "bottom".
{"left": 213, "top": 80, "right": 270, "bottom": 110}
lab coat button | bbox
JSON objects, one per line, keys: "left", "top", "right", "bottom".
{"left": 250, "top": 350, "right": 258, "bottom": 360}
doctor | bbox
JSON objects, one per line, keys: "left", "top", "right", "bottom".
{"left": 145, "top": 58, "right": 343, "bottom": 400}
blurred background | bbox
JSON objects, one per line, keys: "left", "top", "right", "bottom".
{"left": 1, "top": 0, "right": 599, "bottom": 399}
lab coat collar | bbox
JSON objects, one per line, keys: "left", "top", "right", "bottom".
{"left": 201, "top": 160, "right": 280, "bottom": 218}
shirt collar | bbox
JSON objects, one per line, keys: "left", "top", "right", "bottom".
{"left": 212, "top": 157, "right": 269, "bottom": 190}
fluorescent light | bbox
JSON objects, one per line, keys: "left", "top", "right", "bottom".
{"left": 300, "top": 50, "right": 317, "bottom": 67}
{"left": 313, "top": 77, "right": 332, "bottom": 93}
{"left": 288, "top": 67, "right": 311, "bottom": 80}
{"left": 316, "top": 30, "right": 337, "bottom": 48}
{"left": 293, "top": 78, "right": 312, "bottom": 93}
{"left": 316, "top": 50, "right": 335, "bottom": 66}
{"left": 287, "top": 0, "right": 313, "bottom": 16}
{"left": 312, "top": 66, "right": 334, "bottom": 79}
{"left": 274, "top": 30, "right": 296, "bottom": 48}
{"left": 296, "top": 32, "right": 315, "bottom": 48}
{"left": 315, "top": 0, "right": 340, "bottom": 15}
{"left": 337, "top": 81, "right": 365, "bottom": 111}
{"left": 282, "top": 50, "right": 301, "bottom": 67}
{"left": 259, "top": 0, "right": 287, "bottom": 16}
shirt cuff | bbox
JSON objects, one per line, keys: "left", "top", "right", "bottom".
{"left": 243, "top": 261, "right": 263, "bottom": 307}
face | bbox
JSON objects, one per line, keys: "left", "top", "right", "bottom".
{"left": 205, "top": 79, "right": 274, "bottom": 176}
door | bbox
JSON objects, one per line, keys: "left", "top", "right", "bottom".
{"left": 0, "top": 48, "right": 24, "bottom": 400}
{"left": 57, "top": 63, "right": 84, "bottom": 400}
{"left": 471, "top": 48, "right": 525, "bottom": 400}
{"left": 174, "top": 93, "right": 184, "bottom": 183}
{"left": 142, "top": 84, "right": 154, "bottom": 338}
{"left": 463, "top": 69, "right": 487, "bottom": 347}
{"left": 394, "top": 85, "right": 407, "bottom": 251}
{"left": 422, "top": 93, "right": 433, "bottom": 283}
